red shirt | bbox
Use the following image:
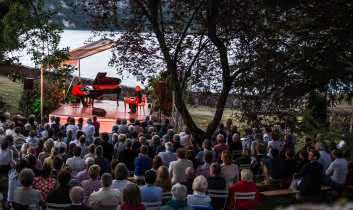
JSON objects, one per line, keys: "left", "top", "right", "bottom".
{"left": 92, "top": 121, "right": 100, "bottom": 132}
{"left": 71, "top": 84, "right": 85, "bottom": 95}
{"left": 32, "top": 176, "right": 57, "bottom": 200}
{"left": 227, "top": 180, "right": 259, "bottom": 210}
{"left": 120, "top": 203, "right": 145, "bottom": 210}
{"left": 213, "top": 143, "right": 229, "bottom": 154}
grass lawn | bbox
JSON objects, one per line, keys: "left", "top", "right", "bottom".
{"left": 0, "top": 74, "right": 23, "bottom": 114}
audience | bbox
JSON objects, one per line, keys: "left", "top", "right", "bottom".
{"left": 81, "top": 164, "right": 101, "bottom": 205}
{"left": 162, "top": 183, "right": 192, "bottom": 210}
{"left": 207, "top": 163, "right": 226, "bottom": 209}
{"left": 112, "top": 163, "right": 132, "bottom": 193}
{"left": 66, "top": 146, "right": 85, "bottom": 177}
{"left": 46, "top": 169, "right": 72, "bottom": 205}
{"left": 221, "top": 150, "right": 239, "bottom": 188}
{"left": 155, "top": 166, "right": 172, "bottom": 193}
{"left": 32, "top": 163, "right": 56, "bottom": 200}
{"left": 139, "top": 169, "right": 162, "bottom": 203}
{"left": 64, "top": 186, "right": 91, "bottom": 210}
{"left": 187, "top": 175, "right": 211, "bottom": 207}
{"left": 169, "top": 148, "right": 193, "bottom": 184}
{"left": 119, "top": 183, "right": 145, "bottom": 210}
{"left": 158, "top": 142, "right": 177, "bottom": 167}
{"left": 180, "top": 167, "right": 195, "bottom": 195}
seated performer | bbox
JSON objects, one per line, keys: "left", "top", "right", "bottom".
{"left": 71, "top": 81, "right": 86, "bottom": 106}
{"left": 129, "top": 86, "right": 142, "bottom": 113}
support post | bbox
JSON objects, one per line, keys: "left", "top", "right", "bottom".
{"left": 78, "top": 59, "right": 81, "bottom": 81}
{"left": 40, "top": 66, "right": 44, "bottom": 124}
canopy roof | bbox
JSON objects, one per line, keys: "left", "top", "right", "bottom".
{"left": 61, "top": 39, "right": 116, "bottom": 67}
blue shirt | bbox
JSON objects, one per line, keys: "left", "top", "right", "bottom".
{"left": 195, "top": 150, "right": 216, "bottom": 163}
{"left": 134, "top": 155, "right": 152, "bottom": 176}
{"left": 8, "top": 169, "right": 21, "bottom": 202}
{"left": 158, "top": 151, "right": 177, "bottom": 167}
{"left": 139, "top": 184, "right": 162, "bottom": 202}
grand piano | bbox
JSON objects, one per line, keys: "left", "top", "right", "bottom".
{"left": 84, "top": 72, "right": 121, "bottom": 107}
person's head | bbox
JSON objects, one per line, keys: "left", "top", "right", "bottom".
{"left": 1, "top": 138, "right": 9, "bottom": 150}
{"left": 284, "top": 134, "right": 292, "bottom": 144}
{"left": 308, "top": 149, "right": 320, "bottom": 161}
{"left": 315, "top": 142, "right": 325, "bottom": 151}
{"left": 256, "top": 143, "right": 267, "bottom": 155}
{"left": 192, "top": 175, "right": 208, "bottom": 193}
{"left": 88, "top": 164, "right": 101, "bottom": 180}
{"left": 53, "top": 157, "right": 64, "bottom": 171}
{"left": 185, "top": 167, "right": 195, "bottom": 180}
{"left": 156, "top": 166, "right": 169, "bottom": 180}
{"left": 165, "top": 142, "right": 173, "bottom": 152}
{"left": 241, "top": 169, "right": 253, "bottom": 182}
{"left": 115, "top": 163, "right": 129, "bottom": 180}
{"left": 101, "top": 132, "right": 109, "bottom": 142}
{"left": 125, "top": 139, "right": 132, "bottom": 149}
{"left": 85, "top": 157, "right": 95, "bottom": 169}
{"left": 232, "top": 133, "right": 240, "bottom": 142}
{"left": 216, "top": 134, "right": 225, "bottom": 144}
{"left": 44, "top": 139, "right": 54, "bottom": 153}
{"left": 202, "top": 139, "right": 212, "bottom": 150}
{"left": 210, "top": 163, "right": 222, "bottom": 177}
{"left": 332, "top": 149, "right": 343, "bottom": 159}
{"left": 123, "top": 183, "right": 141, "bottom": 207}
{"left": 19, "top": 168, "right": 35, "bottom": 187}
{"left": 221, "top": 150, "right": 232, "bottom": 165}
{"left": 152, "top": 156, "right": 163, "bottom": 170}
{"left": 140, "top": 145, "right": 148, "bottom": 155}
{"left": 167, "top": 129, "right": 174, "bottom": 137}
{"left": 58, "top": 169, "right": 71, "bottom": 187}
{"left": 95, "top": 145, "right": 104, "bottom": 157}
{"left": 73, "top": 146, "right": 81, "bottom": 157}
{"left": 242, "top": 148, "right": 250, "bottom": 157}
{"left": 270, "top": 148, "right": 279, "bottom": 159}
{"left": 173, "top": 134, "right": 180, "bottom": 143}
{"left": 16, "top": 159, "right": 28, "bottom": 173}
{"left": 304, "top": 136, "right": 312, "bottom": 145}
{"left": 118, "top": 134, "right": 127, "bottom": 143}
{"left": 176, "top": 148, "right": 186, "bottom": 159}
{"left": 50, "top": 147, "right": 59, "bottom": 157}
{"left": 144, "top": 170, "right": 157, "bottom": 185}
{"left": 79, "top": 135, "right": 86, "bottom": 144}
{"left": 218, "top": 123, "right": 224, "bottom": 130}
{"left": 92, "top": 115, "right": 97, "bottom": 122}
{"left": 87, "top": 119, "right": 92, "bottom": 124}
{"left": 285, "top": 149, "right": 295, "bottom": 160}
{"left": 226, "top": 118, "right": 232, "bottom": 127}
{"left": 171, "top": 183, "right": 188, "bottom": 201}
{"left": 101, "top": 173, "right": 113, "bottom": 188}
{"left": 70, "top": 186, "right": 84, "bottom": 204}
{"left": 41, "top": 163, "right": 52, "bottom": 178}
{"left": 204, "top": 151, "right": 213, "bottom": 164}
{"left": 88, "top": 144, "right": 96, "bottom": 154}
{"left": 76, "top": 130, "right": 83, "bottom": 140}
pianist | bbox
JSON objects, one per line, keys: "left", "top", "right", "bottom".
{"left": 71, "top": 82, "right": 87, "bottom": 106}
{"left": 129, "top": 86, "right": 142, "bottom": 113}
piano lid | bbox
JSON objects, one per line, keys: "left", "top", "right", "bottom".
{"left": 93, "top": 72, "right": 121, "bottom": 87}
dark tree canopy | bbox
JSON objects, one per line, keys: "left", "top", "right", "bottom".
{"left": 68, "top": 0, "right": 353, "bottom": 140}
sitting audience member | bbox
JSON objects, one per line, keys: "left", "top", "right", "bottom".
{"left": 267, "top": 132, "right": 281, "bottom": 155}
{"left": 250, "top": 134, "right": 264, "bottom": 157}
{"left": 84, "top": 144, "right": 96, "bottom": 160}
{"left": 13, "top": 168, "right": 44, "bottom": 209}
{"left": 158, "top": 142, "right": 177, "bottom": 167}
{"left": 43, "top": 147, "right": 59, "bottom": 169}
{"left": 296, "top": 149, "right": 309, "bottom": 173}
{"left": 88, "top": 173, "right": 122, "bottom": 209}
{"left": 227, "top": 169, "right": 259, "bottom": 210}
{"left": 187, "top": 175, "right": 211, "bottom": 207}
{"left": 323, "top": 149, "right": 348, "bottom": 195}
{"left": 169, "top": 148, "right": 193, "bottom": 184}
{"left": 118, "top": 139, "right": 135, "bottom": 171}
{"left": 140, "top": 170, "right": 162, "bottom": 202}
{"left": 213, "top": 134, "right": 229, "bottom": 155}
{"left": 196, "top": 151, "right": 213, "bottom": 179}
{"left": 235, "top": 148, "right": 251, "bottom": 165}
{"left": 7, "top": 159, "right": 27, "bottom": 204}
{"left": 134, "top": 145, "right": 152, "bottom": 181}
{"left": 207, "top": 163, "right": 226, "bottom": 210}
{"left": 229, "top": 133, "right": 242, "bottom": 160}
{"left": 32, "top": 163, "right": 57, "bottom": 200}
{"left": 155, "top": 166, "right": 172, "bottom": 193}
{"left": 162, "top": 183, "right": 192, "bottom": 210}
{"left": 38, "top": 139, "right": 54, "bottom": 163}
{"left": 46, "top": 169, "right": 72, "bottom": 205}
{"left": 0, "top": 137, "right": 14, "bottom": 173}
{"left": 94, "top": 146, "right": 108, "bottom": 175}
{"left": 195, "top": 140, "right": 216, "bottom": 164}
{"left": 262, "top": 149, "right": 284, "bottom": 184}
{"left": 282, "top": 149, "right": 297, "bottom": 186}
{"left": 151, "top": 156, "right": 163, "bottom": 172}
{"left": 101, "top": 132, "right": 114, "bottom": 162}
{"left": 294, "top": 149, "right": 323, "bottom": 201}
{"left": 81, "top": 165, "right": 102, "bottom": 205}
{"left": 76, "top": 157, "right": 96, "bottom": 184}
{"left": 221, "top": 150, "right": 239, "bottom": 188}
{"left": 118, "top": 183, "right": 145, "bottom": 210}
{"left": 315, "top": 142, "right": 332, "bottom": 172}
{"left": 112, "top": 163, "right": 132, "bottom": 193}
{"left": 63, "top": 186, "right": 92, "bottom": 210}
{"left": 50, "top": 156, "right": 64, "bottom": 179}
{"left": 180, "top": 167, "right": 195, "bottom": 195}
{"left": 66, "top": 146, "right": 85, "bottom": 177}
{"left": 280, "top": 135, "right": 294, "bottom": 158}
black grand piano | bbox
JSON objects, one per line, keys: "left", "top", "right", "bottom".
{"left": 84, "top": 72, "right": 121, "bottom": 107}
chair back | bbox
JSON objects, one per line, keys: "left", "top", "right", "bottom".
{"left": 191, "top": 205, "right": 213, "bottom": 210}
{"left": 162, "top": 191, "right": 172, "bottom": 201}
{"left": 12, "top": 202, "right": 37, "bottom": 210}
{"left": 46, "top": 203, "right": 71, "bottom": 210}
{"left": 233, "top": 192, "right": 256, "bottom": 209}
{"left": 207, "top": 189, "right": 228, "bottom": 209}
{"left": 232, "top": 150, "right": 242, "bottom": 158}
{"left": 238, "top": 163, "right": 251, "bottom": 172}
{"left": 142, "top": 201, "right": 161, "bottom": 210}
{"left": 92, "top": 205, "right": 118, "bottom": 210}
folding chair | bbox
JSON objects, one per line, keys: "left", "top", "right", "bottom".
{"left": 233, "top": 192, "right": 256, "bottom": 210}
{"left": 142, "top": 201, "right": 161, "bottom": 210}
{"left": 162, "top": 191, "right": 172, "bottom": 204}
{"left": 46, "top": 202, "right": 71, "bottom": 210}
{"left": 207, "top": 189, "right": 228, "bottom": 210}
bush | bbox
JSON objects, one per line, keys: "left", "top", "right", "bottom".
{"left": 328, "top": 111, "right": 351, "bottom": 133}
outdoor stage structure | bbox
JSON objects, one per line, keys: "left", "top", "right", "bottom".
{"left": 43, "top": 39, "right": 151, "bottom": 132}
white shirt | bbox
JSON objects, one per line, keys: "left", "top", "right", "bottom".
{"left": 111, "top": 180, "right": 132, "bottom": 193}
{"left": 66, "top": 124, "right": 79, "bottom": 135}
{"left": 326, "top": 158, "right": 348, "bottom": 184}
{"left": 88, "top": 187, "right": 122, "bottom": 208}
{"left": 0, "top": 148, "right": 13, "bottom": 165}
{"left": 66, "top": 156, "right": 85, "bottom": 177}
{"left": 169, "top": 159, "right": 193, "bottom": 184}
{"left": 82, "top": 124, "right": 95, "bottom": 143}
{"left": 180, "top": 135, "right": 191, "bottom": 146}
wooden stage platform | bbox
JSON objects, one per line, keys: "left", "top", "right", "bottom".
{"left": 49, "top": 100, "right": 150, "bottom": 133}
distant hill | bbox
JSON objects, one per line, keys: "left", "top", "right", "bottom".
{"left": 45, "top": 0, "right": 128, "bottom": 30}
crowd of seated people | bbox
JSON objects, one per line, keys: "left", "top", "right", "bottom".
{"left": 0, "top": 112, "right": 352, "bottom": 210}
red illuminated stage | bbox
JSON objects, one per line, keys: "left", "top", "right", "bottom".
{"left": 49, "top": 100, "right": 150, "bottom": 133}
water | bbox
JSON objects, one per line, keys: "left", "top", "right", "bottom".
{"left": 14, "top": 30, "right": 145, "bottom": 88}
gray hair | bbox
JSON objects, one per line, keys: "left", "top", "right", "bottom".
{"left": 70, "top": 186, "right": 84, "bottom": 204}
{"left": 165, "top": 142, "right": 173, "bottom": 152}
{"left": 125, "top": 139, "right": 132, "bottom": 148}
{"left": 24, "top": 123, "right": 32, "bottom": 131}
{"left": 241, "top": 169, "right": 253, "bottom": 182}
{"left": 171, "top": 183, "right": 187, "bottom": 200}
{"left": 101, "top": 173, "right": 113, "bottom": 187}
{"left": 85, "top": 157, "right": 95, "bottom": 167}
{"left": 152, "top": 135, "right": 160, "bottom": 144}
{"left": 19, "top": 168, "right": 35, "bottom": 187}
{"left": 217, "top": 134, "right": 225, "bottom": 143}
{"left": 192, "top": 175, "right": 208, "bottom": 193}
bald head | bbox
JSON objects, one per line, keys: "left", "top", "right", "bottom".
{"left": 70, "top": 186, "right": 84, "bottom": 204}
